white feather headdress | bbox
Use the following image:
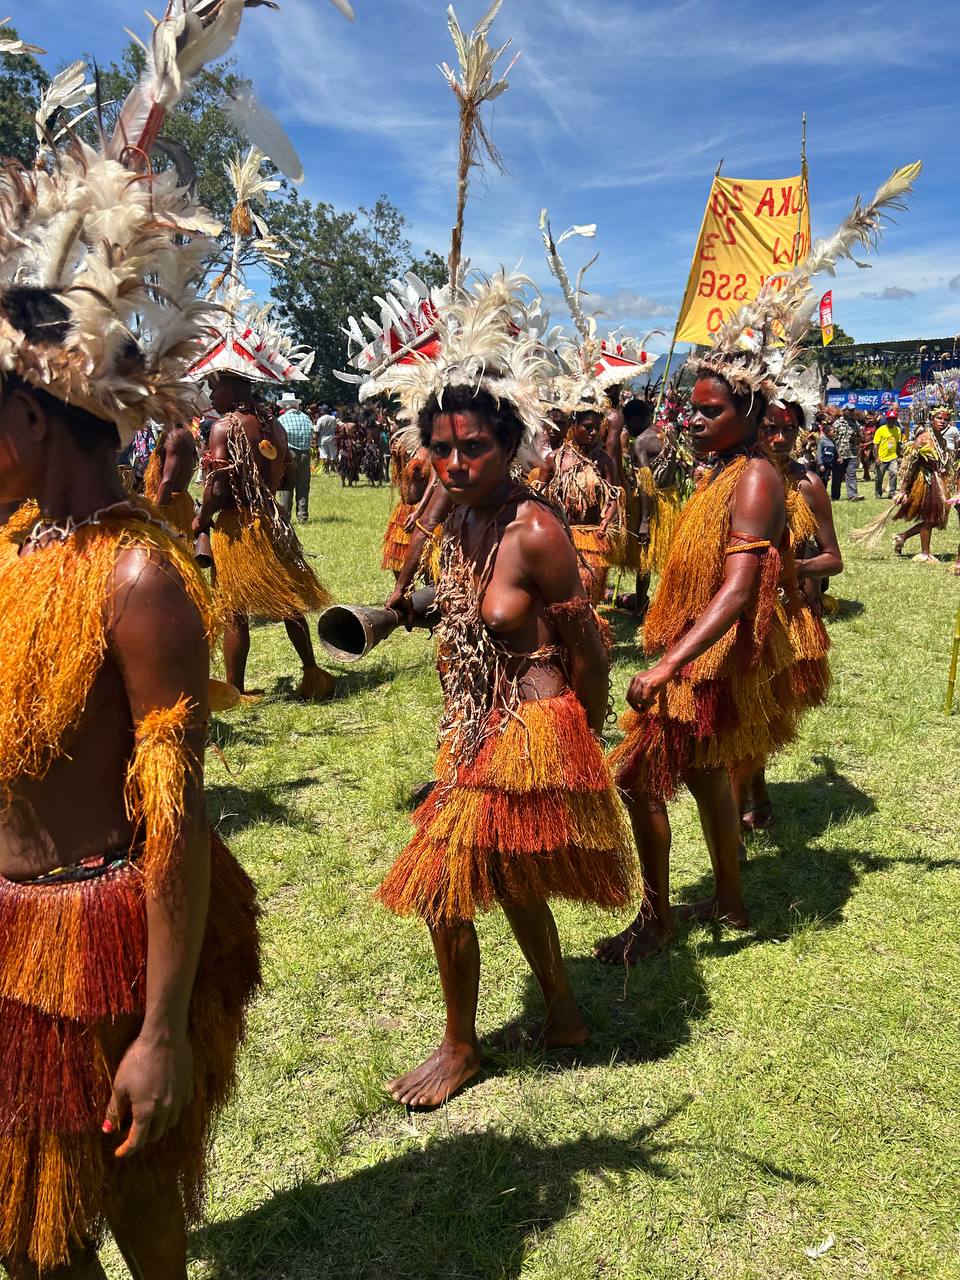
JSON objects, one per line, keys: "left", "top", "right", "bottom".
{"left": 371, "top": 269, "right": 561, "bottom": 461}
{"left": 0, "top": 0, "right": 351, "bottom": 444}
{"left": 188, "top": 146, "right": 315, "bottom": 384}
{"left": 539, "top": 209, "right": 659, "bottom": 414}
{"left": 692, "top": 161, "right": 922, "bottom": 410}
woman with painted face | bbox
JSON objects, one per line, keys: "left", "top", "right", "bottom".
{"left": 594, "top": 371, "right": 816, "bottom": 963}
{"left": 534, "top": 403, "right": 623, "bottom": 603}
{"left": 731, "top": 400, "right": 842, "bottom": 832}
{"left": 375, "top": 274, "right": 635, "bottom": 1108}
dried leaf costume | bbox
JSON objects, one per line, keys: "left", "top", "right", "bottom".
{"left": 540, "top": 441, "right": 624, "bottom": 604}
{"left": 203, "top": 411, "right": 331, "bottom": 620}
{"left": 378, "top": 500, "right": 634, "bottom": 924}
{"left": 189, "top": 148, "right": 331, "bottom": 621}
{"left": 613, "top": 161, "right": 921, "bottom": 800}
{"left": 368, "top": 268, "right": 634, "bottom": 924}
{"left": 894, "top": 436, "right": 949, "bottom": 530}
{"left": 0, "top": 0, "right": 363, "bottom": 1260}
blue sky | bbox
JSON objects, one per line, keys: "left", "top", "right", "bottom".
{"left": 20, "top": 0, "right": 960, "bottom": 352}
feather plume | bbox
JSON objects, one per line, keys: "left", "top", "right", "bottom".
{"left": 109, "top": 0, "right": 245, "bottom": 164}
{"left": 443, "top": 1, "right": 519, "bottom": 285}
{"left": 35, "top": 61, "right": 95, "bottom": 158}
{"left": 225, "top": 85, "right": 304, "bottom": 183}
{"left": 0, "top": 18, "right": 45, "bottom": 55}
{"left": 694, "top": 161, "right": 922, "bottom": 407}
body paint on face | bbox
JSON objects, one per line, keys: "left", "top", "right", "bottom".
{"left": 689, "top": 377, "right": 759, "bottom": 458}
{"left": 429, "top": 410, "right": 511, "bottom": 508}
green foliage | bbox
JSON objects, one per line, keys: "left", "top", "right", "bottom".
{"left": 267, "top": 195, "right": 448, "bottom": 404}
{"left": 0, "top": 30, "right": 49, "bottom": 166}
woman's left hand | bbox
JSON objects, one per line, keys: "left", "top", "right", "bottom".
{"left": 626, "top": 661, "right": 673, "bottom": 711}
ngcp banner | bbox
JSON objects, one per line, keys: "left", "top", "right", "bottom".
{"left": 675, "top": 174, "right": 811, "bottom": 345}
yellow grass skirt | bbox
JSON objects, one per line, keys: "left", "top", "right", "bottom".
{"left": 571, "top": 525, "right": 612, "bottom": 604}
{"left": 377, "top": 691, "right": 637, "bottom": 925}
{"left": 211, "top": 508, "right": 331, "bottom": 620}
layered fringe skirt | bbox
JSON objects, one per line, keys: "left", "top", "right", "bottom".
{"left": 158, "top": 491, "right": 196, "bottom": 541}
{"left": 211, "top": 507, "right": 331, "bottom": 620}
{"left": 0, "top": 833, "right": 260, "bottom": 1268}
{"left": 381, "top": 501, "right": 415, "bottom": 574}
{"left": 570, "top": 526, "right": 612, "bottom": 604}
{"left": 377, "top": 691, "right": 636, "bottom": 926}
{"left": 896, "top": 469, "right": 949, "bottom": 529}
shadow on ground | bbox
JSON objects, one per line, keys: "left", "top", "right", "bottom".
{"left": 192, "top": 1101, "right": 813, "bottom": 1279}
{"left": 207, "top": 777, "right": 318, "bottom": 838}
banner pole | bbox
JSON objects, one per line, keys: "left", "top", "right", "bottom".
{"left": 653, "top": 157, "right": 724, "bottom": 424}
{"left": 795, "top": 112, "right": 807, "bottom": 265}
{"left": 945, "top": 597, "right": 960, "bottom": 714}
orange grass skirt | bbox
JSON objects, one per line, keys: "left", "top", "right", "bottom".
{"left": 377, "top": 691, "right": 637, "bottom": 926}
{"left": 571, "top": 526, "right": 612, "bottom": 604}
{"left": 0, "top": 833, "right": 259, "bottom": 1269}
{"left": 157, "top": 490, "right": 196, "bottom": 541}
{"left": 211, "top": 507, "right": 331, "bottom": 620}
{"left": 611, "top": 659, "right": 806, "bottom": 802}
{"left": 381, "top": 500, "right": 415, "bottom": 573}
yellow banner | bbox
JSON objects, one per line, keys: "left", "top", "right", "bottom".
{"left": 675, "top": 174, "right": 811, "bottom": 345}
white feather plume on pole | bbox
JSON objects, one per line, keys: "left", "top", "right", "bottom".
{"left": 0, "top": 17, "right": 45, "bottom": 55}
{"left": 443, "top": 0, "right": 520, "bottom": 286}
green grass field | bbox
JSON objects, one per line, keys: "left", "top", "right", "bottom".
{"left": 124, "top": 474, "right": 960, "bottom": 1278}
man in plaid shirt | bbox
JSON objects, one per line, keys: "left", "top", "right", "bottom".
{"left": 829, "top": 407, "right": 864, "bottom": 502}
{"left": 277, "top": 392, "right": 315, "bottom": 522}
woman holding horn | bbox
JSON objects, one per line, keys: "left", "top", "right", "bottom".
{"left": 375, "top": 271, "right": 636, "bottom": 1107}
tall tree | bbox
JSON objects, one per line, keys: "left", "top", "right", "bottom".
{"left": 0, "top": 27, "right": 49, "bottom": 166}
{"left": 267, "top": 193, "right": 447, "bottom": 403}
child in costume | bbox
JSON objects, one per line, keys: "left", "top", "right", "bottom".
{"left": 594, "top": 161, "right": 921, "bottom": 963}
{"left": 375, "top": 270, "right": 636, "bottom": 1108}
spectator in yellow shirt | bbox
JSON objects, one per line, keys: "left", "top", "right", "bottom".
{"left": 873, "top": 412, "right": 901, "bottom": 498}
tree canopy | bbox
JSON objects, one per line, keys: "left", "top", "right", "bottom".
{"left": 267, "top": 194, "right": 446, "bottom": 404}
{"left": 0, "top": 28, "right": 49, "bottom": 166}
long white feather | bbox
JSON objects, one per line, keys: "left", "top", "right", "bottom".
{"left": 225, "top": 85, "right": 303, "bottom": 184}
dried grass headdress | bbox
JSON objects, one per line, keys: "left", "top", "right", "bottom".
{"left": 0, "top": 0, "right": 350, "bottom": 444}
{"left": 539, "top": 210, "right": 659, "bottom": 415}
{"left": 691, "top": 161, "right": 923, "bottom": 413}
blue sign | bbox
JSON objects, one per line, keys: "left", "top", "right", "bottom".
{"left": 826, "top": 389, "right": 897, "bottom": 411}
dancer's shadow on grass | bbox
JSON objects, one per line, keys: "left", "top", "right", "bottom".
{"left": 193, "top": 1101, "right": 813, "bottom": 1280}
{"left": 501, "top": 936, "right": 711, "bottom": 1072}
{"left": 825, "top": 597, "right": 866, "bottom": 622}
{"left": 207, "top": 777, "right": 317, "bottom": 838}
{"left": 673, "top": 756, "right": 878, "bottom": 955}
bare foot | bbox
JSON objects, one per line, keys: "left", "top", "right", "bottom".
{"left": 593, "top": 913, "right": 676, "bottom": 964}
{"left": 675, "top": 897, "right": 750, "bottom": 929}
{"left": 297, "top": 667, "right": 335, "bottom": 701}
{"left": 487, "top": 1006, "right": 588, "bottom": 1053}
{"left": 387, "top": 1038, "right": 480, "bottom": 1109}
